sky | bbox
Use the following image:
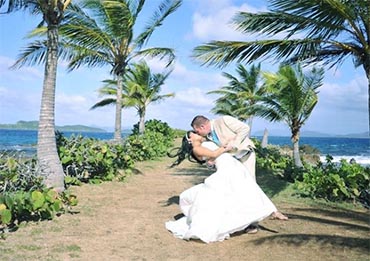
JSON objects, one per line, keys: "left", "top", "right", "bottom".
{"left": 0, "top": 0, "right": 368, "bottom": 136}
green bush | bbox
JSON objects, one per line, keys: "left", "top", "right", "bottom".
{"left": 0, "top": 154, "right": 44, "bottom": 193}
{"left": 295, "top": 155, "right": 370, "bottom": 204}
{"left": 255, "top": 141, "right": 295, "bottom": 180}
{"left": 125, "top": 120, "right": 175, "bottom": 161}
{"left": 0, "top": 153, "right": 77, "bottom": 229}
{"left": 56, "top": 132, "right": 135, "bottom": 184}
{"left": 132, "top": 119, "right": 175, "bottom": 141}
{"left": 0, "top": 189, "right": 77, "bottom": 227}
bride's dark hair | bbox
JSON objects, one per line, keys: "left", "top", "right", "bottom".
{"left": 167, "top": 131, "right": 205, "bottom": 168}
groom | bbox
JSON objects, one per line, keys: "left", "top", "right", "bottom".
{"left": 191, "top": 115, "right": 256, "bottom": 181}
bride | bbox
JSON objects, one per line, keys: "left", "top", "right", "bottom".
{"left": 165, "top": 131, "right": 287, "bottom": 243}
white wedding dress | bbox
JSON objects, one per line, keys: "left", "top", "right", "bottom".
{"left": 165, "top": 141, "right": 277, "bottom": 243}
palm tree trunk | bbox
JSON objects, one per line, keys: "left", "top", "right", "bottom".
{"left": 247, "top": 117, "right": 253, "bottom": 137}
{"left": 139, "top": 110, "right": 146, "bottom": 134}
{"left": 37, "top": 25, "right": 65, "bottom": 192}
{"left": 291, "top": 132, "right": 303, "bottom": 168}
{"left": 366, "top": 65, "right": 370, "bottom": 136}
{"left": 361, "top": 57, "right": 370, "bottom": 136}
{"left": 114, "top": 76, "right": 123, "bottom": 141}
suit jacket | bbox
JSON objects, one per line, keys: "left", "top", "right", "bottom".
{"left": 211, "top": 115, "right": 255, "bottom": 151}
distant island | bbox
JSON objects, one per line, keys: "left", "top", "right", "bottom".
{"left": 0, "top": 121, "right": 106, "bottom": 132}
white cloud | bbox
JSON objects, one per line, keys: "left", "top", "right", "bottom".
{"left": 175, "top": 87, "right": 214, "bottom": 107}
{"left": 319, "top": 74, "right": 367, "bottom": 112}
{"left": 0, "top": 56, "right": 43, "bottom": 83}
{"left": 191, "top": 2, "right": 264, "bottom": 41}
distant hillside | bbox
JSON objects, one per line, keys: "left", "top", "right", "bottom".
{"left": 0, "top": 121, "right": 106, "bottom": 132}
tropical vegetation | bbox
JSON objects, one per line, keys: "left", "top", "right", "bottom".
{"left": 208, "top": 63, "right": 265, "bottom": 136}
{"left": 1, "top": 0, "right": 73, "bottom": 192}
{"left": 257, "top": 64, "right": 324, "bottom": 167}
{"left": 0, "top": 152, "right": 77, "bottom": 230}
{"left": 1, "top": 0, "right": 182, "bottom": 192}
{"left": 91, "top": 61, "right": 174, "bottom": 134}
{"left": 193, "top": 0, "right": 370, "bottom": 135}
{"left": 58, "top": 0, "right": 181, "bottom": 141}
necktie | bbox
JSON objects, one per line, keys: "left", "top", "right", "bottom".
{"left": 211, "top": 130, "right": 220, "bottom": 145}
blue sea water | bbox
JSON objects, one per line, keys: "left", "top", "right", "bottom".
{"left": 255, "top": 135, "right": 370, "bottom": 166}
{"left": 1, "top": 129, "right": 369, "bottom": 165}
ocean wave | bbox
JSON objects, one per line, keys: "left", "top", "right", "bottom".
{"left": 319, "top": 155, "right": 370, "bottom": 166}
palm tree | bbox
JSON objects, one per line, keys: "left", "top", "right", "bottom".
{"left": 91, "top": 61, "right": 174, "bottom": 134}
{"left": 192, "top": 0, "right": 370, "bottom": 135}
{"left": 258, "top": 64, "right": 324, "bottom": 167}
{"left": 90, "top": 78, "right": 131, "bottom": 111}
{"left": 208, "top": 64, "right": 266, "bottom": 136}
{"left": 13, "top": 0, "right": 181, "bottom": 142}
{"left": 61, "top": 0, "right": 181, "bottom": 141}
{"left": 2, "top": 0, "right": 73, "bottom": 192}
{"left": 125, "top": 61, "right": 174, "bottom": 134}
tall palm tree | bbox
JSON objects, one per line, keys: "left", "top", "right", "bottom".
{"left": 125, "top": 61, "right": 174, "bottom": 134}
{"left": 91, "top": 61, "right": 174, "bottom": 134}
{"left": 2, "top": 0, "right": 73, "bottom": 192}
{"left": 193, "top": 0, "right": 370, "bottom": 135}
{"left": 61, "top": 0, "right": 181, "bottom": 141}
{"left": 208, "top": 64, "right": 265, "bottom": 136}
{"left": 258, "top": 64, "right": 324, "bottom": 167}
{"left": 13, "top": 0, "right": 181, "bottom": 142}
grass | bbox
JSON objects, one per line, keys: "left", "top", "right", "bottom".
{"left": 0, "top": 153, "right": 368, "bottom": 260}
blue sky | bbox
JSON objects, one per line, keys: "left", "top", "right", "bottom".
{"left": 0, "top": 0, "right": 368, "bottom": 136}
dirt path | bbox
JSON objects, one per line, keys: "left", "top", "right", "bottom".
{"left": 1, "top": 157, "right": 369, "bottom": 261}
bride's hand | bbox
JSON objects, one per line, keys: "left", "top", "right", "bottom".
{"left": 222, "top": 144, "right": 234, "bottom": 152}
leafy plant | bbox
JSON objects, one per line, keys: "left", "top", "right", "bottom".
{"left": 127, "top": 119, "right": 175, "bottom": 161}
{"left": 56, "top": 132, "right": 135, "bottom": 184}
{"left": 0, "top": 153, "right": 77, "bottom": 229}
{"left": 295, "top": 156, "right": 370, "bottom": 205}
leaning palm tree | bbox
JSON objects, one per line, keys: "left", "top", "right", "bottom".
{"left": 2, "top": 0, "right": 73, "bottom": 192}
{"left": 14, "top": 0, "right": 181, "bottom": 142}
{"left": 208, "top": 64, "right": 265, "bottom": 136}
{"left": 257, "top": 64, "right": 324, "bottom": 167}
{"left": 124, "top": 61, "right": 174, "bottom": 134}
{"left": 61, "top": 0, "right": 181, "bottom": 141}
{"left": 193, "top": 0, "right": 370, "bottom": 135}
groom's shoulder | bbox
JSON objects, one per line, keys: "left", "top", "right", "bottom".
{"left": 220, "top": 115, "right": 240, "bottom": 124}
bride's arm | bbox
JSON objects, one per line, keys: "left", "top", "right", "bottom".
{"left": 192, "top": 144, "right": 231, "bottom": 159}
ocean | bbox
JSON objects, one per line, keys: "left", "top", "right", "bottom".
{"left": 0, "top": 129, "right": 369, "bottom": 165}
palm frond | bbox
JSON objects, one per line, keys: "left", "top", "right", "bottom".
{"left": 135, "top": 47, "right": 175, "bottom": 67}
{"left": 90, "top": 98, "right": 117, "bottom": 110}
{"left": 135, "top": 0, "right": 182, "bottom": 48}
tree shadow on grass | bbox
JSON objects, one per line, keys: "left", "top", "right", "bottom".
{"left": 291, "top": 207, "right": 370, "bottom": 225}
{"left": 249, "top": 234, "right": 369, "bottom": 253}
{"left": 287, "top": 213, "right": 369, "bottom": 232}
{"left": 255, "top": 168, "right": 290, "bottom": 198}
{"left": 170, "top": 165, "right": 212, "bottom": 185}
{"left": 247, "top": 209, "right": 370, "bottom": 253}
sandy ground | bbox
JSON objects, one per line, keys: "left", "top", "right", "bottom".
{"left": 1, "top": 157, "right": 369, "bottom": 261}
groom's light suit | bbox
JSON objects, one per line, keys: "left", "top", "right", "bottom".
{"left": 210, "top": 115, "right": 256, "bottom": 180}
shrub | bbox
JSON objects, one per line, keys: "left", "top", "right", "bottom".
{"left": 0, "top": 153, "right": 77, "bottom": 229}
{"left": 295, "top": 155, "right": 370, "bottom": 205}
{"left": 56, "top": 132, "right": 135, "bottom": 184}
{"left": 125, "top": 120, "right": 175, "bottom": 161}
{"left": 132, "top": 119, "right": 175, "bottom": 141}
